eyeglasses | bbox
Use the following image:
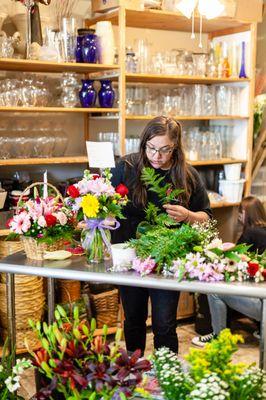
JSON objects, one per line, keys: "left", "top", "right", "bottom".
{"left": 146, "top": 144, "right": 175, "bottom": 156}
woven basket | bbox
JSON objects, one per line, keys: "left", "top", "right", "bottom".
{"left": 90, "top": 289, "right": 119, "bottom": 328}
{"left": 0, "top": 276, "right": 45, "bottom": 330}
{"left": 58, "top": 279, "right": 81, "bottom": 304}
{"left": 21, "top": 236, "right": 66, "bottom": 260}
{"left": 2, "top": 328, "right": 40, "bottom": 350}
{"left": 0, "top": 237, "right": 23, "bottom": 259}
{"left": 16, "top": 182, "right": 66, "bottom": 260}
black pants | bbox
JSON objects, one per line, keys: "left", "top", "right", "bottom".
{"left": 120, "top": 285, "right": 180, "bottom": 354}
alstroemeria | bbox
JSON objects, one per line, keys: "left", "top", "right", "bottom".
{"left": 132, "top": 256, "right": 156, "bottom": 276}
{"left": 9, "top": 211, "right": 31, "bottom": 234}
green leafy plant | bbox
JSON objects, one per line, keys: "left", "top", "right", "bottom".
{"left": 29, "top": 305, "right": 151, "bottom": 400}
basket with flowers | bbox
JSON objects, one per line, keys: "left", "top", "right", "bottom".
{"left": 65, "top": 169, "right": 128, "bottom": 263}
{"left": 7, "top": 182, "right": 76, "bottom": 260}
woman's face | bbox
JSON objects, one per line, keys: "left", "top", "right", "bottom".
{"left": 145, "top": 134, "right": 175, "bottom": 170}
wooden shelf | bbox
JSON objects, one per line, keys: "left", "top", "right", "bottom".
{"left": 126, "top": 115, "right": 249, "bottom": 120}
{"left": 190, "top": 159, "right": 246, "bottom": 166}
{"left": 88, "top": 8, "right": 250, "bottom": 33}
{"left": 0, "top": 156, "right": 88, "bottom": 166}
{"left": 211, "top": 202, "right": 240, "bottom": 209}
{"left": 0, "top": 58, "right": 119, "bottom": 74}
{"left": 0, "top": 107, "right": 119, "bottom": 114}
{"left": 126, "top": 73, "right": 250, "bottom": 85}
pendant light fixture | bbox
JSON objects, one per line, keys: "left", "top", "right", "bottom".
{"left": 177, "top": 0, "right": 225, "bottom": 47}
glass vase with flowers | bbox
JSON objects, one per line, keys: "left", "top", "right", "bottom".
{"left": 66, "top": 169, "right": 128, "bottom": 263}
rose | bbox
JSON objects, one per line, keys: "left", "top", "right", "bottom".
{"left": 92, "top": 174, "right": 100, "bottom": 180}
{"left": 67, "top": 185, "right": 80, "bottom": 199}
{"left": 247, "top": 261, "right": 260, "bottom": 277}
{"left": 116, "top": 183, "right": 129, "bottom": 197}
{"left": 45, "top": 214, "right": 57, "bottom": 227}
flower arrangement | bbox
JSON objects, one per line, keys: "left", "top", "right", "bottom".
{"left": 29, "top": 305, "right": 151, "bottom": 399}
{"left": 8, "top": 196, "right": 75, "bottom": 246}
{"left": 153, "top": 329, "right": 266, "bottom": 400}
{"left": 118, "top": 168, "right": 266, "bottom": 282}
{"left": 66, "top": 169, "right": 128, "bottom": 262}
{"left": 0, "top": 340, "right": 32, "bottom": 399}
{"left": 254, "top": 93, "right": 266, "bottom": 140}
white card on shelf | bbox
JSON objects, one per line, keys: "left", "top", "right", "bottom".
{"left": 86, "top": 141, "right": 115, "bottom": 168}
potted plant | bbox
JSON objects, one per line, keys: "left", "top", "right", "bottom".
{"left": 28, "top": 305, "right": 151, "bottom": 399}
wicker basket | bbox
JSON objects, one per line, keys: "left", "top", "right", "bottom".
{"left": 0, "top": 276, "right": 45, "bottom": 330}
{"left": 2, "top": 328, "right": 40, "bottom": 350}
{"left": 90, "top": 289, "right": 119, "bottom": 328}
{"left": 16, "top": 182, "right": 66, "bottom": 260}
{"left": 21, "top": 236, "right": 66, "bottom": 261}
{"left": 0, "top": 236, "right": 23, "bottom": 259}
{"left": 58, "top": 279, "right": 81, "bottom": 304}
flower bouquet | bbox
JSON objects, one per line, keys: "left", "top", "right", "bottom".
{"left": 29, "top": 305, "right": 151, "bottom": 400}
{"left": 153, "top": 329, "right": 266, "bottom": 400}
{"left": 8, "top": 182, "right": 75, "bottom": 260}
{"left": 66, "top": 169, "right": 128, "bottom": 263}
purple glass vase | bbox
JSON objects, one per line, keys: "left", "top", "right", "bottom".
{"left": 98, "top": 80, "right": 115, "bottom": 108}
{"left": 79, "top": 80, "right": 97, "bottom": 108}
{"left": 82, "top": 33, "right": 98, "bottom": 64}
{"left": 75, "top": 36, "right": 83, "bottom": 63}
{"left": 239, "top": 41, "right": 247, "bottom": 79}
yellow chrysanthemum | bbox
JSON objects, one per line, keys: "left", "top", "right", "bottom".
{"left": 81, "top": 194, "right": 99, "bottom": 218}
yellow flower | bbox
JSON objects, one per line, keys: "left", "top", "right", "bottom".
{"left": 81, "top": 194, "right": 99, "bottom": 218}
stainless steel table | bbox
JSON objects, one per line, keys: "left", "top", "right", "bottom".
{"left": 1, "top": 252, "right": 266, "bottom": 369}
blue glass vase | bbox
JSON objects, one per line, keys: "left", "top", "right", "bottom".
{"left": 239, "top": 41, "right": 247, "bottom": 79}
{"left": 75, "top": 36, "right": 83, "bottom": 63}
{"left": 98, "top": 80, "right": 115, "bottom": 108}
{"left": 82, "top": 33, "right": 98, "bottom": 63}
{"left": 79, "top": 80, "right": 97, "bottom": 108}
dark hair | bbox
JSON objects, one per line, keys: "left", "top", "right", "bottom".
{"left": 240, "top": 196, "right": 266, "bottom": 229}
{"left": 132, "top": 115, "right": 195, "bottom": 207}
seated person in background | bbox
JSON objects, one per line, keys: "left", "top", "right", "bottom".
{"left": 192, "top": 195, "right": 266, "bottom": 347}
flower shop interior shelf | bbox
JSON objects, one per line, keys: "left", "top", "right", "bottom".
{"left": 0, "top": 252, "right": 266, "bottom": 369}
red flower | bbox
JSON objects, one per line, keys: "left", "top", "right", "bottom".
{"left": 116, "top": 183, "right": 129, "bottom": 197}
{"left": 6, "top": 218, "right": 13, "bottom": 228}
{"left": 67, "top": 185, "right": 80, "bottom": 198}
{"left": 247, "top": 261, "right": 259, "bottom": 277}
{"left": 45, "top": 214, "right": 57, "bottom": 227}
{"left": 92, "top": 174, "right": 100, "bottom": 180}
{"left": 262, "top": 270, "right": 266, "bottom": 280}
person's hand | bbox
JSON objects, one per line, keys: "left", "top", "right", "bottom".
{"left": 163, "top": 203, "right": 189, "bottom": 223}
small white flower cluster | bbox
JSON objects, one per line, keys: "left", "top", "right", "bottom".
{"left": 154, "top": 347, "right": 193, "bottom": 399}
{"left": 238, "top": 366, "right": 266, "bottom": 399}
{"left": 192, "top": 219, "right": 219, "bottom": 246}
{"left": 189, "top": 373, "right": 229, "bottom": 400}
{"left": 4, "top": 358, "right": 32, "bottom": 393}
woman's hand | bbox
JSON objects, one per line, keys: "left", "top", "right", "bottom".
{"left": 163, "top": 204, "right": 189, "bottom": 223}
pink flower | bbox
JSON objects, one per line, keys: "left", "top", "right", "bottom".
{"left": 86, "top": 178, "right": 115, "bottom": 197}
{"left": 132, "top": 256, "right": 156, "bottom": 276}
{"left": 221, "top": 242, "right": 235, "bottom": 251}
{"left": 10, "top": 211, "right": 31, "bottom": 234}
{"left": 37, "top": 215, "right": 47, "bottom": 228}
{"left": 55, "top": 211, "right": 67, "bottom": 226}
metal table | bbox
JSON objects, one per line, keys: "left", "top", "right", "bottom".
{"left": 1, "top": 252, "right": 266, "bottom": 369}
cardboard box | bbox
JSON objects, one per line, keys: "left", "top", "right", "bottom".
{"left": 222, "top": 0, "right": 263, "bottom": 23}
{"left": 92, "top": 0, "right": 143, "bottom": 14}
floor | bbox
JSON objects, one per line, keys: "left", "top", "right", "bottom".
{"left": 19, "top": 317, "right": 260, "bottom": 399}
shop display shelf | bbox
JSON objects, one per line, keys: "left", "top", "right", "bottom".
{"left": 0, "top": 156, "right": 88, "bottom": 166}
{"left": 125, "top": 115, "right": 249, "bottom": 120}
{"left": 0, "top": 58, "right": 119, "bottom": 74}
{"left": 189, "top": 159, "right": 247, "bottom": 166}
{"left": 0, "top": 106, "right": 119, "bottom": 113}
{"left": 211, "top": 202, "right": 241, "bottom": 208}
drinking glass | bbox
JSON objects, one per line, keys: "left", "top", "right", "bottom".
{"left": 61, "top": 17, "right": 77, "bottom": 62}
{"left": 192, "top": 53, "right": 207, "bottom": 76}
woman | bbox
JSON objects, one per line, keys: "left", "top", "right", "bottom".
{"left": 111, "top": 116, "right": 212, "bottom": 354}
{"left": 192, "top": 195, "right": 266, "bottom": 347}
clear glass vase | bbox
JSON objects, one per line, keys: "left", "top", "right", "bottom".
{"left": 81, "top": 226, "right": 111, "bottom": 263}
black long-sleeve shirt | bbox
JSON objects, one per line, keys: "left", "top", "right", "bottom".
{"left": 111, "top": 153, "right": 212, "bottom": 244}
{"left": 238, "top": 226, "right": 266, "bottom": 254}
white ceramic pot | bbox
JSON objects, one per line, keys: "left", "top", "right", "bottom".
{"left": 111, "top": 243, "right": 136, "bottom": 268}
{"left": 0, "top": 189, "right": 7, "bottom": 209}
{"left": 95, "top": 21, "right": 115, "bottom": 64}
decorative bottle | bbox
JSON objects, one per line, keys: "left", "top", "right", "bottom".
{"left": 222, "top": 43, "right": 231, "bottom": 78}
{"left": 239, "top": 41, "right": 247, "bottom": 78}
{"left": 79, "top": 80, "right": 97, "bottom": 108}
{"left": 82, "top": 31, "right": 99, "bottom": 64}
{"left": 75, "top": 35, "right": 83, "bottom": 63}
{"left": 98, "top": 80, "right": 115, "bottom": 108}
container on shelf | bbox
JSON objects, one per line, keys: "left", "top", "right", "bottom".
{"left": 219, "top": 178, "right": 245, "bottom": 203}
{"left": 95, "top": 21, "right": 115, "bottom": 64}
{"left": 91, "top": 0, "right": 143, "bottom": 13}
{"left": 79, "top": 79, "right": 97, "bottom": 107}
{"left": 224, "top": 163, "right": 242, "bottom": 181}
{"left": 98, "top": 80, "right": 115, "bottom": 108}
{"left": 0, "top": 189, "right": 7, "bottom": 210}
{"left": 82, "top": 31, "right": 99, "bottom": 64}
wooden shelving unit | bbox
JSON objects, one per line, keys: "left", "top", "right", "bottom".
{"left": 0, "top": 107, "right": 119, "bottom": 114}
{"left": 126, "top": 115, "right": 249, "bottom": 120}
{"left": 0, "top": 156, "right": 88, "bottom": 166}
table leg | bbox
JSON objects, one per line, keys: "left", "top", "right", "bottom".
{"left": 6, "top": 273, "right": 16, "bottom": 365}
{"left": 259, "top": 299, "right": 266, "bottom": 369}
{"left": 47, "top": 278, "right": 55, "bottom": 325}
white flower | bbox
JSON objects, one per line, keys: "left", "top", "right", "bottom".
{"left": 54, "top": 211, "right": 67, "bottom": 225}
{"left": 5, "top": 376, "right": 20, "bottom": 393}
{"left": 0, "top": 365, "right": 3, "bottom": 372}
{"left": 37, "top": 215, "right": 47, "bottom": 228}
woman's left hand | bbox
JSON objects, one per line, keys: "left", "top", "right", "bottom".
{"left": 163, "top": 203, "right": 189, "bottom": 223}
